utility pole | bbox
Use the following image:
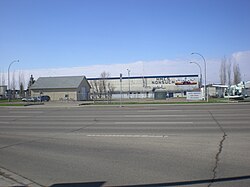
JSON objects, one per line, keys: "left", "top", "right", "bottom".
{"left": 120, "top": 73, "right": 122, "bottom": 107}
{"left": 191, "top": 53, "right": 208, "bottom": 102}
{"left": 127, "top": 69, "right": 131, "bottom": 99}
{"left": 190, "top": 62, "right": 202, "bottom": 88}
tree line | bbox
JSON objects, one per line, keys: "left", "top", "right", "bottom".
{"left": 220, "top": 56, "right": 242, "bottom": 85}
{"left": 89, "top": 71, "right": 115, "bottom": 100}
{"left": 0, "top": 70, "right": 34, "bottom": 98}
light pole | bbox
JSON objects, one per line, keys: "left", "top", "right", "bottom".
{"left": 190, "top": 62, "right": 202, "bottom": 88}
{"left": 8, "top": 60, "right": 19, "bottom": 102}
{"left": 119, "top": 73, "right": 122, "bottom": 107}
{"left": 127, "top": 69, "right": 131, "bottom": 99}
{"left": 191, "top": 52, "right": 208, "bottom": 102}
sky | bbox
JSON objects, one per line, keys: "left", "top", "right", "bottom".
{"left": 0, "top": 0, "right": 250, "bottom": 87}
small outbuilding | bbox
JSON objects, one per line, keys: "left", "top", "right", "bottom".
{"left": 30, "top": 76, "right": 91, "bottom": 101}
{"left": 207, "top": 84, "right": 228, "bottom": 98}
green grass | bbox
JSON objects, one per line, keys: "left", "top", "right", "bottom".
{"left": 0, "top": 99, "right": 25, "bottom": 106}
{"left": 0, "top": 99, "right": 22, "bottom": 103}
{"left": 207, "top": 98, "right": 229, "bottom": 103}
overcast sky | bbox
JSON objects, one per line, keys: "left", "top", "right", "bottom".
{"left": 0, "top": 0, "right": 250, "bottom": 87}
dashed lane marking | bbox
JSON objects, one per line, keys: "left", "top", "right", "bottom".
{"left": 114, "top": 121, "right": 193, "bottom": 125}
{"left": 86, "top": 134, "right": 167, "bottom": 138}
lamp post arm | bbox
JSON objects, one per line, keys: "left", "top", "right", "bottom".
{"left": 191, "top": 52, "right": 207, "bottom": 102}
{"left": 190, "top": 61, "right": 202, "bottom": 88}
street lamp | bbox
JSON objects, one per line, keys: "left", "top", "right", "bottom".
{"left": 191, "top": 52, "right": 208, "bottom": 102}
{"left": 127, "top": 69, "right": 131, "bottom": 99}
{"left": 8, "top": 60, "right": 19, "bottom": 102}
{"left": 190, "top": 62, "right": 202, "bottom": 88}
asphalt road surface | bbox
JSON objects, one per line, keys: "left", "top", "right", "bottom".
{"left": 0, "top": 103, "right": 250, "bottom": 187}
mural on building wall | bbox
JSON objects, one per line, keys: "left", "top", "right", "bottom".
{"left": 151, "top": 77, "right": 197, "bottom": 85}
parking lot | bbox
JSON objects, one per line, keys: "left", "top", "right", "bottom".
{"left": 0, "top": 103, "right": 250, "bottom": 186}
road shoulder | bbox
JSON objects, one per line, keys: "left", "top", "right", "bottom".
{"left": 0, "top": 167, "right": 41, "bottom": 187}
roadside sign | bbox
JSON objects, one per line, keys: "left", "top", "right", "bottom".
{"left": 187, "top": 92, "right": 202, "bottom": 101}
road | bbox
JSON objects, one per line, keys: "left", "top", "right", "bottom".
{"left": 0, "top": 103, "right": 250, "bottom": 187}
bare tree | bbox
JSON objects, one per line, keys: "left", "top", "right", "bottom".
{"left": 11, "top": 71, "right": 16, "bottom": 90}
{"left": 0, "top": 69, "right": 6, "bottom": 85}
{"left": 11, "top": 71, "right": 16, "bottom": 99}
{"left": 219, "top": 56, "right": 227, "bottom": 85}
{"left": 2, "top": 72, "right": 5, "bottom": 86}
{"left": 89, "top": 71, "right": 112, "bottom": 100}
{"left": 0, "top": 70, "right": 2, "bottom": 86}
{"left": 27, "top": 75, "right": 35, "bottom": 96}
{"left": 107, "top": 82, "right": 115, "bottom": 100}
{"left": 18, "top": 71, "right": 26, "bottom": 97}
{"left": 99, "top": 71, "right": 110, "bottom": 98}
{"left": 227, "top": 58, "right": 232, "bottom": 86}
{"left": 90, "top": 80, "right": 100, "bottom": 99}
{"left": 233, "top": 63, "right": 241, "bottom": 85}
{"left": 89, "top": 81, "right": 94, "bottom": 99}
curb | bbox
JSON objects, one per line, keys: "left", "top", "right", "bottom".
{"left": 0, "top": 167, "right": 42, "bottom": 187}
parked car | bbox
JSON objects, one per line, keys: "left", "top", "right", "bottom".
{"left": 21, "top": 97, "right": 28, "bottom": 102}
{"left": 22, "top": 97, "right": 38, "bottom": 102}
{"left": 22, "top": 95, "right": 50, "bottom": 102}
{"left": 37, "top": 95, "right": 50, "bottom": 102}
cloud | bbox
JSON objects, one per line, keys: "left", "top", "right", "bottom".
{"left": 3, "top": 50, "right": 250, "bottom": 88}
{"left": 231, "top": 50, "right": 250, "bottom": 81}
{"left": 20, "top": 59, "right": 199, "bottom": 81}
{"left": 231, "top": 50, "right": 250, "bottom": 75}
{"left": 232, "top": 50, "right": 250, "bottom": 63}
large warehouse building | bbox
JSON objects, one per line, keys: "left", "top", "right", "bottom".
{"left": 29, "top": 74, "right": 199, "bottom": 101}
{"left": 88, "top": 74, "right": 199, "bottom": 99}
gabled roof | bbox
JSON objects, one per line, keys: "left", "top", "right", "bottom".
{"left": 30, "top": 76, "right": 88, "bottom": 89}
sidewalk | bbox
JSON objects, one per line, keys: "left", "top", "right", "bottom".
{"left": 24, "top": 100, "right": 83, "bottom": 108}
{"left": 0, "top": 167, "right": 41, "bottom": 187}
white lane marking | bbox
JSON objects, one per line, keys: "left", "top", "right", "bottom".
{"left": 136, "top": 110, "right": 184, "bottom": 112}
{"left": 124, "top": 115, "right": 192, "bottom": 117}
{"left": 115, "top": 122, "right": 193, "bottom": 125}
{"left": 0, "top": 116, "right": 29, "bottom": 118}
{"left": 9, "top": 111, "right": 44, "bottom": 114}
{"left": 0, "top": 121, "right": 194, "bottom": 125}
{"left": 0, "top": 114, "right": 218, "bottom": 118}
{"left": 86, "top": 134, "right": 167, "bottom": 138}
{"left": 1, "top": 114, "right": 249, "bottom": 118}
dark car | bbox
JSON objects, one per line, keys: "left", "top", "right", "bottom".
{"left": 38, "top": 95, "right": 50, "bottom": 102}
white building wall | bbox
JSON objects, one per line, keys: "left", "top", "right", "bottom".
{"left": 89, "top": 75, "right": 199, "bottom": 99}
{"left": 30, "top": 77, "right": 91, "bottom": 101}
{"left": 31, "top": 89, "right": 77, "bottom": 101}
{"left": 76, "top": 79, "right": 90, "bottom": 100}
